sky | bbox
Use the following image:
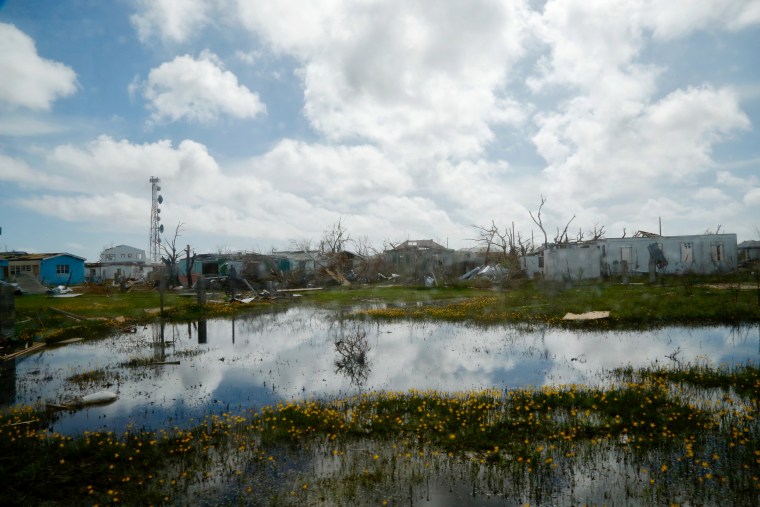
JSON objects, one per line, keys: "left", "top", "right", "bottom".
{"left": 1, "top": 0, "right": 759, "bottom": 262}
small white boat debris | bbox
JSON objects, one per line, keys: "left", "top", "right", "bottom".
{"left": 79, "top": 390, "right": 119, "bottom": 405}
{"left": 47, "top": 390, "right": 119, "bottom": 410}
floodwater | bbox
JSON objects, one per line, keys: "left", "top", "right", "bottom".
{"left": 2, "top": 305, "right": 758, "bottom": 435}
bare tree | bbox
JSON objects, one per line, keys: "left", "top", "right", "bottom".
{"left": 529, "top": 195, "right": 549, "bottom": 248}
{"left": 553, "top": 214, "right": 576, "bottom": 244}
{"left": 589, "top": 223, "right": 606, "bottom": 240}
{"left": 352, "top": 235, "right": 383, "bottom": 282}
{"left": 161, "top": 222, "right": 184, "bottom": 286}
{"left": 470, "top": 221, "right": 528, "bottom": 278}
{"left": 320, "top": 217, "right": 351, "bottom": 254}
{"left": 293, "top": 218, "right": 355, "bottom": 285}
{"left": 470, "top": 221, "right": 502, "bottom": 264}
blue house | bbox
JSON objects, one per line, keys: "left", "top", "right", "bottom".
{"left": 0, "top": 252, "right": 86, "bottom": 286}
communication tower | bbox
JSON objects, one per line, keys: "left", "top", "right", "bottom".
{"left": 149, "top": 176, "right": 164, "bottom": 263}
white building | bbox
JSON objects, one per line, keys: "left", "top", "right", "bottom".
{"left": 86, "top": 245, "right": 151, "bottom": 282}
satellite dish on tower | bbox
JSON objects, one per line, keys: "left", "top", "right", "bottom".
{"left": 158, "top": 195, "right": 163, "bottom": 204}
{"left": 159, "top": 224, "right": 164, "bottom": 233}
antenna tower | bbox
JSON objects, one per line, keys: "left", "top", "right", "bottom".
{"left": 149, "top": 176, "right": 164, "bottom": 263}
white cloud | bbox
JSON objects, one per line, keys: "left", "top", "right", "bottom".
{"left": 744, "top": 188, "right": 760, "bottom": 206}
{"left": 693, "top": 187, "right": 730, "bottom": 202}
{"left": 136, "top": 52, "right": 266, "bottom": 124}
{"left": 0, "top": 23, "right": 77, "bottom": 110}
{"left": 48, "top": 135, "right": 220, "bottom": 191}
{"left": 525, "top": 1, "right": 755, "bottom": 227}
{"left": 536, "top": 86, "right": 750, "bottom": 222}
{"left": 17, "top": 193, "right": 149, "bottom": 227}
{"left": 0, "top": 152, "right": 67, "bottom": 188}
{"left": 647, "top": 0, "right": 760, "bottom": 39}
{"left": 130, "top": 0, "right": 212, "bottom": 44}
{"left": 249, "top": 140, "right": 412, "bottom": 207}
{"left": 235, "top": 0, "right": 531, "bottom": 158}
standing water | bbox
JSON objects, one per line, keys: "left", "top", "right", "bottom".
{"left": 4, "top": 305, "right": 758, "bottom": 435}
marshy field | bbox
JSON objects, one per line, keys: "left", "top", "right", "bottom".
{"left": 1, "top": 277, "right": 758, "bottom": 506}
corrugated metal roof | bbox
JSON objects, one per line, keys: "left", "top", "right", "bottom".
{"left": 0, "top": 252, "right": 86, "bottom": 262}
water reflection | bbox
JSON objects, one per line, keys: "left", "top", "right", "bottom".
{"left": 4, "top": 306, "right": 758, "bottom": 435}
{"left": 333, "top": 328, "right": 372, "bottom": 389}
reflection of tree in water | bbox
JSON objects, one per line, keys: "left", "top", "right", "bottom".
{"left": 334, "top": 329, "right": 371, "bottom": 388}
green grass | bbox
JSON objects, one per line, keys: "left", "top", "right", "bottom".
{"left": 355, "top": 280, "right": 760, "bottom": 327}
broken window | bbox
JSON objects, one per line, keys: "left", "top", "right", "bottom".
{"left": 710, "top": 242, "right": 724, "bottom": 262}
{"left": 10, "top": 264, "right": 32, "bottom": 275}
{"left": 681, "top": 243, "right": 693, "bottom": 263}
{"left": 56, "top": 264, "right": 70, "bottom": 274}
{"left": 620, "top": 246, "right": 632, "bottom": 263}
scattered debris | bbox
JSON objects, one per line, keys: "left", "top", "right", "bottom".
{"left": 48, "top": 306, "right": 89, "bottom": 321}
{"left": 459, "top": 264, "right": 508, "bottom": 281}
{"left": 55, "top": 338, "right": 84, "bottom": 345}
{"left": 1, "top": 342, "right": 45, "bottom": 361}
{"left": 48, "top": 285, "right": 74, "bottom": 295}
{"left": 562, "top": 311, "right": 610, "bottom": 320}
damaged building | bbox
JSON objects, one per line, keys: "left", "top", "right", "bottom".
{"left": 385, "top": 239, "right": 455, "bottom": 279}
{"left": 541, "top": 232, "right": 738, "bottom": 281}
{"left": 0, "top": 252, "right": 86, "bottom": 289}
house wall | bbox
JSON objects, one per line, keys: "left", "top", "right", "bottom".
{"left": 89, "top": 263, "right": 149, "bottom": 282}
{"left": 521, "top": 255, "right": 543, "bottom": 278}
{"left": 603, "top": 234, "right": 737, "bottom": 275}
{"left": 6, "top": 260, "right": 40, "bottom": 279}
{"left": 39, "top": 255, "right": 85, "bottom": 285}
{"left": 385, "top": 249, "right": 456, "bottom": 276}
{"left": 739, "top": 246, "right": 760, "bottom": 261}
{"left": 544, "top": 246, "right": 602, "bottom": 281}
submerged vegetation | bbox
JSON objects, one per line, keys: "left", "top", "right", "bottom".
{"left": 1, "top": 363, "right": 757, "bottom": 506}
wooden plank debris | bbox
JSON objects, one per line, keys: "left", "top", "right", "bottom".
{"left": 562, "top": 311, "right": 610, "bottom": 320}
{"left": 48, "top": 307, "right": 88, "bottom": 321}
{"left": 2, "top": 342, "right": 46, "bottom": 361}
